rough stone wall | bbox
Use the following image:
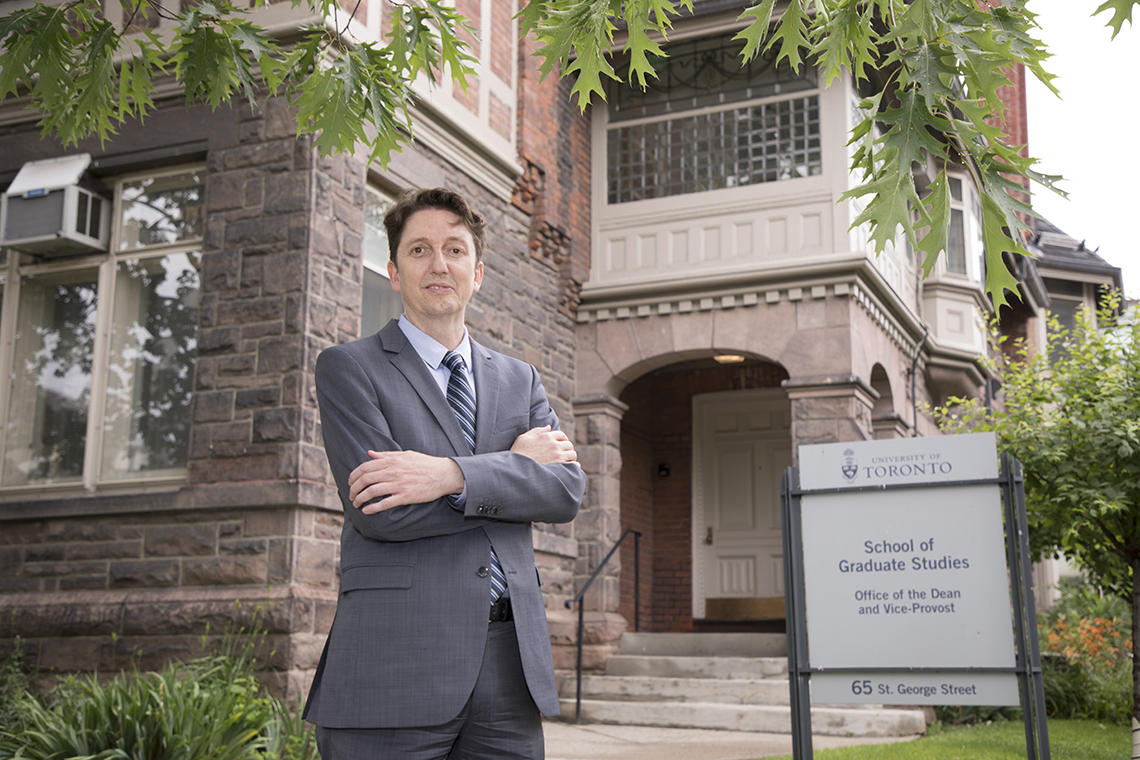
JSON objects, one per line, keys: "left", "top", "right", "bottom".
{"left": 0, "top": 509, "right": 336, "bottom": 696}
{"left": 193, "top": 95, "right": 348, "bottom": 502}
{"left": 0, "top": 95, "right": 345, "bottom": 701}
{"left": 0, "top": 21, "right": 596, "bottom": 695}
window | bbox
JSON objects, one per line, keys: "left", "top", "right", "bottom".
{"left": 605, "top": 35, "right": 822, "bottom": 204}
{"left": 0, "top": 167, "right": 202, "bottom": 490}
{"left": 946, "top": 176, "right": 983, "bottom": 279}
{"left": 362, "top": 186, "right": 402, "bottom": 337}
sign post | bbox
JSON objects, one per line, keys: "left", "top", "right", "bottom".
{"left": 782, "top": 433, "right": 1049, "bottom": 759}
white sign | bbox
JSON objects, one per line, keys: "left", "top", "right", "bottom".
{"left": 799, "top": 432, "right": 998, "bottom": 491}
{"left": 796, "top": 433, "right": 1019, "bottom": 705}
{"left": 812, "top": 672, "right": 1021, "bottom": 706}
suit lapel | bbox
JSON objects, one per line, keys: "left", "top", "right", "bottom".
{"left": 469, "top": 340, "right": 500, "bottom": 455}
{"left": 378, "top": 321, "right": 470, "bottom": 457}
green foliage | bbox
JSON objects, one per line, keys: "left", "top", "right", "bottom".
{"left": 0, "top": 0, "right": 473, "bottom": 168}
{"left": 1095, "top": 0, "right": 1139, "bottom": 39}
{"left": 171, "top": 1, "right": 272, "bottom": 110}
{"left": 0, "top": 0, "right": 1135, "bottom": 301}
{"left": 934, "top": 292, "right": 1139, "bottom": 725}
{"left": 0, "top": 619, "right": 317, "bottom": 760}
{"left": 1047, "top": 577, "right": 1132, "bottom": 624}
{"left": 521, "top": 0, "right": 694, "bottom": 108}
{"left": 934, "top": 294, "right": 1139, "bottom": 604}
{"left": 929, "top": 582, "right": 1133, "bottom": 729}
{"left": 1040, "top": 651, "right": 1132, "bottom": 725}
{"left": 0, "top": 639, "right": 32, "bottom": 732}
{"left": 1037, "top": 579, "right": 1133, "bottom": 725}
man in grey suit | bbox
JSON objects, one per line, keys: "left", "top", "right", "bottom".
{"left": 303, "top": 187, "right": 584, "bottom": 759}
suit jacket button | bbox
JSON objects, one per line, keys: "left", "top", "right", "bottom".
{"left": 477, "top": 566, "right": 489, "bottom": 578}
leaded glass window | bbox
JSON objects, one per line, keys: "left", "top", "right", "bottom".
{"left": 606, "top": 35, "right": 822, "bottom": 204}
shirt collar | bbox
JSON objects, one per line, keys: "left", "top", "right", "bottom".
{"left": 397, "top": 314, "right": 473, "bottom": 370}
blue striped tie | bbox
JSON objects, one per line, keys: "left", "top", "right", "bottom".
{"left": 443, "top": 351, "right": 507, "bottom": 603}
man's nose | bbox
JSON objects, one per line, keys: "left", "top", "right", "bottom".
{"left": 428, "top": 248, "right": 448, "bottom": 272}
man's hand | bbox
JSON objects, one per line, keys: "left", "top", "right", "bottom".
{"left": 511, "top": 425, "right": 579, "bottom": 466}
{"left": 348, "top": 450, "right": 465, "bottom": 514}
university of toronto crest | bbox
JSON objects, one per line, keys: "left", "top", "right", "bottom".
{"left": 841, "top": 449, "right": 858, "bottom": 481}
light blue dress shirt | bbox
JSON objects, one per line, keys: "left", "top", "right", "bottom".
{"left": 396, "top": 315, "right": 473, "bottom": 504}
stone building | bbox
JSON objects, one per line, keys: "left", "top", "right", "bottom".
{"left": 0, "top": 0, "right": 591, "bottom": 698}
{"left": 0, "top": 0, "right": 1122, "bottom": 708}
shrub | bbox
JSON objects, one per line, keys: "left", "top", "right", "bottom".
{"left": 0, "top": 619, "right": 317, "bottom": 759}
{"left": 932, "top": 703, "right": 1020, "bottom": 727}
{"left": 0, "top": 638, "right": 31, "bottom": 732}
{"left": 930, "top": 579, "right": 1132, "bottom": 728}
{"left": 1037, "top": 580, "right": 1132, "bottom": 725}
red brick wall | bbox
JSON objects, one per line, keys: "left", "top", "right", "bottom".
{"left": 996, "top": 63, "right": 1030, "bottom": 203}
{"left": 515, "top": 6, "right": 592, "bottom": 305}
{"left": 618, "top": 397, "right": 655, "bottom": 631}
{"left": 490, "top": 0, "right": 513, "bottom": 85}
{"left": 619, "top": 361, "right": 789, "bottom": 632}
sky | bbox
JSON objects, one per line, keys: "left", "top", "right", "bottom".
{"left": 1024, "top": 0, "right": 1140, "bottom": 297}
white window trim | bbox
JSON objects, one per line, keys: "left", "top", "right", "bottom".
{"left": 947, "top": 173, "right": 983, "bottom": 282}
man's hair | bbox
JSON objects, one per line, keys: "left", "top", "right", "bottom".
{"left": 383, "top": 187, "right": 487, "bottom": 265}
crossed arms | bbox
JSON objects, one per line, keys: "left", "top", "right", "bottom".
{"left": 315, "top": 343, "right": 584, "bottom": 543}
{"left": 348, "top": 425, "right": 578, "bottom": 513}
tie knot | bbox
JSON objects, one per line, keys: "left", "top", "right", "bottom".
{"left": 443, "top": 351, "right": 465, "bottom": 373}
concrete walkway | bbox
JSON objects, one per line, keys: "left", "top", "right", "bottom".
{"left": 544, "top": 720, "right": 922, "bottom": 760}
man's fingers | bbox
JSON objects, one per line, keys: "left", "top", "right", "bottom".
{"left": 361, "top": 494, "right": 403, "bottom": 514}
{"left": 347, "top": 451, "right": 464, "bottom": 510}
{"left": 510, "top": 426, "right": 580, "bottom": 466}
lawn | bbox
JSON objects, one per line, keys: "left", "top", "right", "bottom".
{"left": 766, "top": 719, "right": 1128, "bottom": 760}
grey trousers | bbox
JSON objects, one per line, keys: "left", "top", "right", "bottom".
{"left": 315, "top": 620, "right": 545, "bottom": 760}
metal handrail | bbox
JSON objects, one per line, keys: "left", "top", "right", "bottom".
{"left": 563, "top": 527, "right": 641, "bottom": 724}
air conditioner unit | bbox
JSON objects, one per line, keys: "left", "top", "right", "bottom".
{"left": 0, "top": 153, "right": 110, "bottom": 257}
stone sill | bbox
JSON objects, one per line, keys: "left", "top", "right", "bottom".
{"left": 0, "top": 480, "right": 342, "bottom": 522}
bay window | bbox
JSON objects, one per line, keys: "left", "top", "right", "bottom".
{"left": 946, "top": 175, "right": 983, "bottom": 280}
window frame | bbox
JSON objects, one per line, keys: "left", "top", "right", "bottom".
{"left": 602, "top": 33, "right": 825, "bottom": 206}
{"left": 361, "top": 184, "right": 401, "bottom": 337}
{"left": 0, "top": 163, "right": 204, "bottom": 496}
{"left": 944, "top": 174, "right": 984, "bottom": 282}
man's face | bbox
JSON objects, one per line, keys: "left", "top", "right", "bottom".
{"left": 388, "top": 208, "right": 483, "bottom": 332}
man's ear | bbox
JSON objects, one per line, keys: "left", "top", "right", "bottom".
{"left": 388, "top": 260, "right": 401, "bottom": 292}
{"left": 472, "top": 260, "right": 483, "bottom": 293}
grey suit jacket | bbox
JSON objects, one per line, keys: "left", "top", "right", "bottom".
{"left": 303, "top": 319, "right": 584, "bottom": 729}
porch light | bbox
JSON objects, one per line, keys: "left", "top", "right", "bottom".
{"left": 713, "top": 354, "right": 745, "bottom": 364}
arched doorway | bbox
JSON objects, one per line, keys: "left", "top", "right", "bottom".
{"left": 617, "top": 356, "right": 790, "bottom": 633}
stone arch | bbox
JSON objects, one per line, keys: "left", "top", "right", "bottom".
{"left": 576, "top": 301, "right": 849, "bottom": 400}
{"left": 614, "top": 355, "right": 792, "bottom": 632}
{"left": 570, "top": 295, "right": 896, "bottom": 641}
{"left": 869, "top": 363, "right": 905, "bottom": 439}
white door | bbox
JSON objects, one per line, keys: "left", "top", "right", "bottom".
{"left": 692, "top": 389, "right": 792, "bottom": 620}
